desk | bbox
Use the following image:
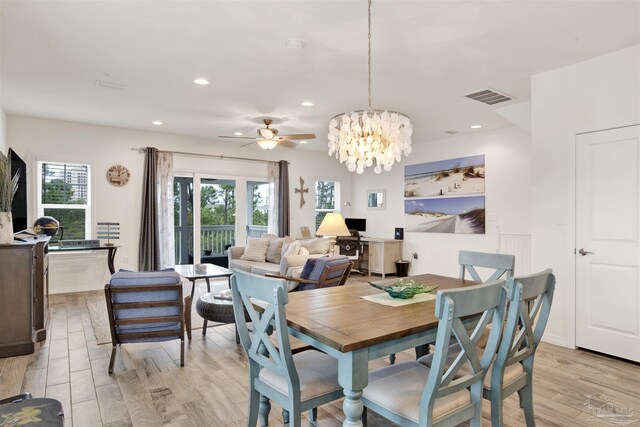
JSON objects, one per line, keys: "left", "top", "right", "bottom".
{"left": 49, "top": 245, "right": 119, "bottom": 274}
{"left": 281, "top": 274, "right": 474, "bottom": 427}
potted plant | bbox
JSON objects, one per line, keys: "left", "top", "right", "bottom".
{"left": 0, "top": 152, "right": 19, "bottom": 244}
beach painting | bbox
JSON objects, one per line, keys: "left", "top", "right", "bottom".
{"left": 405, "top": 155, "right": 485, "bottom": 198}
{"left": 405, "top": 196, "right": 485, "bottom": 234}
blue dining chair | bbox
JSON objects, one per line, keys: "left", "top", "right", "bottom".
{"left": 362, "top": 280, "right": 507, "bottom": 427}
{"left": 408, "top": 251, "right": 516, "bottom": 363}
{"left": 459, "top": 251, "right": 515, "bottom": 283}
{"left": 231, "top": 270, "right": 344, "bottom": 427}
{"left": 486, "top": 269, "right": 555, "bottom": 426}
{"left": 419, "top": 269, "right": 555, "bottom": 426}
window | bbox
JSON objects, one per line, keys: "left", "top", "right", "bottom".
{"left": 315, "top": 180, "right": 340, "bottom": 229}
{"left": 38, "top": 161, "right": 91, "bottom": 241}
{"left": 247, "top": 181, "right": 269, "bottom": 238}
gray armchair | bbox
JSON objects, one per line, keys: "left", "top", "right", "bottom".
{"left": 104, "top": 270, "right": 191, "bottom": 374}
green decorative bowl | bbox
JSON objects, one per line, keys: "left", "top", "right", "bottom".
{"left": 369, "top": 279, "right": 439, "bottom": 299}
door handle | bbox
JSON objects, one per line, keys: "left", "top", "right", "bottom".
{"left": 578, "top": 248, "right": 594, "bottom": 256}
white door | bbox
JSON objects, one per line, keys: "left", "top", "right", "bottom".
{"left": 576, "top": 125, "right": 640, "bottom": 362}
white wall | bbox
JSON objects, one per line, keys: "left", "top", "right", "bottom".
{"left": 7, "top": 115, "right": 352, "bottom": 293}
{"left": 530, "top": 45, "right": 640, "bottom": 347}
{"left": 351, "top": 126, "right": 531, "bottom": 278}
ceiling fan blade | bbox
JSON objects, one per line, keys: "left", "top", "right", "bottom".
{"left": 278, "top": 133, "right": 316, "bottom": 140}
{"left": 219, "top": 135, "right": 255, "bottom": 140}
{"left": 279, "top": 140, "right": 297, "bottom": 148}
{"left": 240, "top": 141, "right": 257, "bottom": 148}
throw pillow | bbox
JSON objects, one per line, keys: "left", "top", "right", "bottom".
{"left": 299, "top": 237, "right": 331, "bottom": 254}
{"left": 298, "top": 247, "right": 310, "bottom": 256}
{"left": 300, "top": 258, "right": 319, "bottom": 279}
{"left": 262, "top": 233, "right": 278, "bottom": 241}
{"left": 240, "top": 237, "right": 270, "bottom": 262}
{"left": 281, "top": 239, "right": 301, "bottom": 259}
{"left": 266, "top": 237, "right": 286, "bottom": 264}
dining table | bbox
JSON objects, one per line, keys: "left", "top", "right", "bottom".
{"left": 281, "top": 273, "right": 476, "bottom": 427}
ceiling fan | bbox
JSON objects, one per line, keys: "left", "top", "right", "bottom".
{"left": 219, "top": 119, "right": 316, "bottom": 150}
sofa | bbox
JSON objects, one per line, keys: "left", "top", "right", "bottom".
{"left": 228, "top": 235, "right": 333, "bottom": 284}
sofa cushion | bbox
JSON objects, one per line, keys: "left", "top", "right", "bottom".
{"left": 229, "top": 259, "right": 252, "bottom": 273}
{"left": 299, "top": 237, "right": 331, "bottom": 254}
{"left": 240, "top": 237, "right": 270, "bottom": 262}
{"left": 230, "top": 259, "right": 280, "bottom": 276}
{"left": 266, "top": 237, "right": 287, "bottom": 264}
{"left": 281, "top": 239, "right": 301, "bottom": 258}
{"left": 249, "top": 262, "right": 281, "bottom": 276}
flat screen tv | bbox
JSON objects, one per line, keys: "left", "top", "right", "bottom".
{"left": 345, "top": 217, "right": 366, "bottom": 232}
{"left": 9, "top": 148, "right": 27, "bottom": 233}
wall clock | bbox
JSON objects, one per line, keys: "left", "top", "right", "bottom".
{"left": 107, "top": 165, "right": 130, "bottom": 187}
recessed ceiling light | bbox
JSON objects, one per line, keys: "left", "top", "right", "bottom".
{"left": 470, "top": 124, "right": 482, "bottom": 129}
{"left": 234, "top": 132, "right": 243, "bottom": 136}
{"left": 285, "top": 40, "right": 304, "bottom": 50}
{"left": 152, "top": 120, "right": 163, "bottom": 126}
{"left": 193, "top": 78, "right": 210, "bottom": 85}
{"left": 299, "top": 140, "right": 307, "bottom": 144}
{"left": 301, "top": 101, "right": 314, "bottom": 107}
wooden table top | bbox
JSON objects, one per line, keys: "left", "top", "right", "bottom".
{"left": 285, "top": 274, "right": 475, "bottom": 353}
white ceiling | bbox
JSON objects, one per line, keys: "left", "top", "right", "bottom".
{"left": 2, "top": 1, "right": 639, "bottom": 151}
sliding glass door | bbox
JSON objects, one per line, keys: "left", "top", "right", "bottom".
{"left": 199, "top": 178, "right": 236, "bottom": 261}
{"left": 174, "top": 175, "right": 270, "bottom": 265}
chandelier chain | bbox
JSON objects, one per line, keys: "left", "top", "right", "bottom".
{"left": 367, "top": 0, "right": 372, "bottom": 110}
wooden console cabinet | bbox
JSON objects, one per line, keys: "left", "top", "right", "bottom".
{"left": 362, "top": 237, "right": 403, "bottom": 278}
{"left": 0, "top": 236, "right": 50, "bottom": 358}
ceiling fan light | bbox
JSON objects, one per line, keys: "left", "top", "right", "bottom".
{"left": 257, "top": 139, "right": 278, "bottom": 150}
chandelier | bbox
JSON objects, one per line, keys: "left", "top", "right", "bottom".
{"left": 328, "top": 0, "right": 413, "bottom": 174}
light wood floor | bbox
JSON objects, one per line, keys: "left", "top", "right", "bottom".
{"left": 0, "top": 283, "right": 638, "bottom": 427}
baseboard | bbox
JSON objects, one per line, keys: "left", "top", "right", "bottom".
{"left": 541, "top": 333, "right": 573, "bottom": 349}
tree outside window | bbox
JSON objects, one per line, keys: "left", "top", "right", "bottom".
{"left": 315, "top": 180, "right": 339, "bottom": 230}
{"left": 38, "top": 162, "right": 91, "bottom": 242}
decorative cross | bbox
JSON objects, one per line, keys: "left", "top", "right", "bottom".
{"left": 295, "top": 176, "right": 309, "bottom": 208}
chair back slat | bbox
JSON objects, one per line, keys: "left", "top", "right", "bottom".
{"left": 420, "top": 280, "right": 507, "bottom": 423}
{"left": 459, "top": 250, "right": 515, "bottom": 283}
{"left": 232, "top": 271, "right": 301, "bottom": 399}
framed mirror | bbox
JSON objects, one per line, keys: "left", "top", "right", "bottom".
{"left": 367, "top": 189, "right": 386, "bottom": 210}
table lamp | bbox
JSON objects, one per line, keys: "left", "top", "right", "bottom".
{"left": 316, "top": 212, "right": 351, "bottom": 254}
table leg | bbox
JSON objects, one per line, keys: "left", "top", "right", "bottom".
{"left": 338, "top": 349, "right": 368, "bottom": 427}
{"left": 205, "top": 277, "right": 211, "bottom": 293}
{"left": 190, "top": 280, "right": 196, "bottom": 300}
{"left": 227, "top": 275, "right": 232, "bottom": 289}
{"left": 107, "top": 247, "right": 118, "bottom": 275}
{"left": 202, "top": 319, "right": 208, "bottom": 336}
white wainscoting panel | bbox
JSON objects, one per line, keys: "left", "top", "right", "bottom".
{"left": 499, "top": 233, "right": 531, "bottom": 275}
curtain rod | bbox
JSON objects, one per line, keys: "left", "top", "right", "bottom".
{"left": 131, "top": 147, "right": 289, "bottom": 164}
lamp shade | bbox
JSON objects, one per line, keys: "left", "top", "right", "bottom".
{"left": 316, "top": 212, "right": 351, "bottom": 237}
{"left": 257, "top": 139, "right": 278, "bottom": 150}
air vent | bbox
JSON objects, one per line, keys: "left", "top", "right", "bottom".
{"left": 95, "top": 80, "right": 125, "bottom": 91}
{"left": 465, "top": 88, "right": 513, "bottom": 105}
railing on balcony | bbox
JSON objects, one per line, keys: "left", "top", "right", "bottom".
{"left": 174, "top": 224, "right": 269, "bottom": 264}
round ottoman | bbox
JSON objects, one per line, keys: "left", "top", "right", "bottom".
{"left": 195, "top": 293, "right": 248, "bottom": 343}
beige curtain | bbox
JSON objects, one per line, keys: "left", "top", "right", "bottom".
{"left": 267, "top": 161, "right": 279, "bottom": 235}
{"left": 156, "top": 152, "right": 175, "bottom": 268}
{"left": 267, "top": 161, "right": 290, "bottom": 237}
